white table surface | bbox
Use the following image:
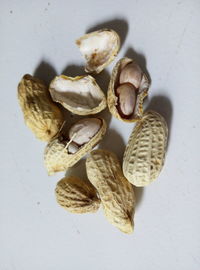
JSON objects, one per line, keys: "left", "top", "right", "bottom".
{"left": 1, "top": 0, "right": 200, "bottom": 269}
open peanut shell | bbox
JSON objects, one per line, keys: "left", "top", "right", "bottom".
{"left": 49, "top": 75, "right": 107, "bottom": 115}
{"left": 76, "top": 29, "right": 120, "bottom": 74}
{"left": 44, "top": 117, "right": 107, "bottom": 175}
{"left": 107, "top": 57, "right": 150, "bottom": 122}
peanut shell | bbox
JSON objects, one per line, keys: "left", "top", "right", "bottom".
{"left": 107, "top": 57, "right": 150, "bottom": 122}
{"left": 123, "top": 111, "right": 168, "bottom": 186}
{"left": 55, "top": 176, "right": 100, "bottom": 213}
{"left": 49, "top": 75, "right": 107, "bottom": 115}
{"left": 86, "top": 149, "right": 135, "bottom": 234}
{"left": 76, "top": 29, "right": 120, "bottom": 74}
{"left": 44, "top": 118, "right": 107, "bottom": 175}
{"left": 18, "top": 74, "right": 63, "bottom": 141}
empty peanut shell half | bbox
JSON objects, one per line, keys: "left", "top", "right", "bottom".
{"left": 55, "top": 176, "right": 100, "bottom": 214}
{"left": 107, "top": 57, "right": 150, "bottom": 122}
{"left": 44, "top": 117, "right": 107, "bottom": 175}
{"left": 49, "top": 75, "right": 107, "bottom": 115}
{"left": 76, "top": 29, "right": 120, "bottom": 74}
{"left": 123, "top": 111, "right": 168, "bottom": 186}
{"left": 18, "top": 74, "right": 64, "bottom": 141}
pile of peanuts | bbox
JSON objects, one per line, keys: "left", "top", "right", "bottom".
{"left": 18, "top": 29, "right": 168, "bottom": 234}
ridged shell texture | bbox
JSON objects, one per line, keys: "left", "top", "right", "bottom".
{"left": 123, "top": 111, "right": 168, "bottom": 186}
{"left": 55, "top": 176, "right": 100, "bottom": 213}
{"left": 86, "top": 149, "right": 135, "bottom": 234}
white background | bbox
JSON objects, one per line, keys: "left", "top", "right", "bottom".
{"left": 1, "top": 0, "right": 200, "bottom": 269}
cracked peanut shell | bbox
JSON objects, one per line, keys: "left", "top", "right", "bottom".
{"left": 18, "top": 74, "right": 63, "bottom": 141}
{"left": 55, "top": 176, "right": 100, "bottom": 214}
{"left": 86, "top": 149, "right": 135, "bottom": 234}
{"left": 107, "top": 57, "right": 150, "bottom": 122}
{"left": 123, "top": 111, "right": 168, "bottom": 186}
{"left": 49, "top": 75, "right": 107, "bottom": 115}
{"left": 76, "top": 29, "right": 120, "bottom": 74}
{"left": 44, "top": 118, "right": 107, "bottom": 175}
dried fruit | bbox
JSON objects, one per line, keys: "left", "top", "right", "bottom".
{"left": 107, "top": 57, "right": 150, "bottom": 122}
{"left": 49, "top": 75, "right": 106, "bottom": 115}
{"left": 123, "top": 111, "right": 168, "bottom": 186}
{"left": 44, "top": 118, "right": 106, "bottom": 175}
{"left": 18, "top": 74, "right": 63, "bottom": 141}
{"left": 76, "top": 29, "right": 120, "bottom": 73}
{"left": 86, "top": 149, "right": 135, "bottom": 234}
{"left": 55, "top": 176, "right": 100, "bottom": 213}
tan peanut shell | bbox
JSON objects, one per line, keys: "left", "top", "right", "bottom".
{"left": 123, "top": 111, "right": 168, "bottom": 186}
{"left": 44, "top": 118, "right": 107, "bottom": 175}
{"left": 49, "top": 75, "right": 107, "bottom": 115}
{"left": 18, "top": 74, "right": 63, "bottom": 141}
{"left": 86, "top": 149, "right": 135, "bottom": 234}
{"left": 55, "top": 176, "right": 100, "bottom": 213}
{"left": 107, "top": 57, "right": 150, "bottom": 122}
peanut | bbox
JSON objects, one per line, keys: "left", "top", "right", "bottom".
{"left": 69, "top": 118, "right": 101, "bottom": 145}
{"left": 119, "top": 62, "right": 142, "bottom": 89}
{"left": 86, "top": 149, "right": 135, "bottom": 234}
{"left": 107, "top": 57, "right": 150, "bottom": 122}
{"left": 116, "top": 83, "right": 136, "bottom": 116}
{"left": 123, "top": 111, "right": 168, "bottom": 186}
{"left": 18, "top": 74, "right": 63, "bottom": 141}
{"left": 55, "top": 176, "right": 100, "bottom": 214}
{"left": 44, "top": 118, "right": 107, "bottom": 175}
{"left": 68, "top": 142, "right": 79, "bottom": 154}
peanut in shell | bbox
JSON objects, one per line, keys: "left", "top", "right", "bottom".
{"left": 44, "top": 118, "right": 107, "bottom": 175}
{"left": 86, "top": 149, "right": 135, "bottom": 234}
{"left": 107, "top": 57, "right": 150, "bottom": 122}
{"left": 55, "top": 176, "right": 100, "bottom": 214}
{"left": 18, "top": 74, "right": 63, "bottom": 141}
{"left": 123, "top": 111, "right": 168, "bottom": 186}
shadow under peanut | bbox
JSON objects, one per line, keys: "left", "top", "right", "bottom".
{"left": 62, "top": 64, "right": 85, "bottom": 77}
{"left": 65, "top": 158, "right": 88, "bottom": 182}
{"left": 86, "top": 18, "right": 129, "bottom": 47}
{"left": 134, "top": 187, "right": 144, "bottom": 210}
{"left": 99, "top": 128, "right": 125, "bottom": 163}
{"left": 33, "top": 60, "right": 57, "bottom": 85}
{"left": 93, "top": 69, "right": 110, "bottom": 96}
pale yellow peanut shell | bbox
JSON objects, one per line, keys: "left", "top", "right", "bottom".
{"left": 76, "top": 29, "right": 120, "bottom": 74}
{"left": 18, "top": 74, "right": 63, "bottom": 141}
{"left": 55, "top": 176, "right": 100, "bottom": 214}
{"left": 107, "top": 57, "right": 150, "bottom": 122}
{"left": 44, "top": 118, "right": 107, "bottom": 175}
{"left": 49, "top": 75, "right": 107, "bottom": 115}
{"left": 123, "top": 111, "right": 168, "bottom": 187}
{"left": 86, "top": 149, "right": 135, "bottom": 234}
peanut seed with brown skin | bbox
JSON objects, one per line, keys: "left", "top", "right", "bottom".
{"left": 69, "top": 118, "right": 101, "bottom": 145}
{"left": 119, "top": 62, "right": 142, "bottom": 89}
{"left": 116, "top": 83, "right": 136, "bottom": 116}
